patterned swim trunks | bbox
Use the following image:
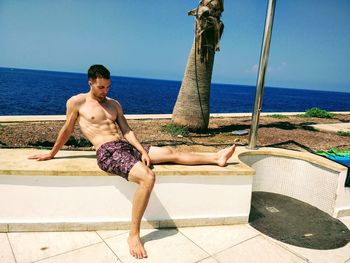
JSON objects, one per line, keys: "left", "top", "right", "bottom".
{"left": 96, "top": 140, "right": 150, "bottom": 180}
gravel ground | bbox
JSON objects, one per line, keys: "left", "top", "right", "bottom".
{"left": 0, "top": 114, "right": 349, "bottom": 153}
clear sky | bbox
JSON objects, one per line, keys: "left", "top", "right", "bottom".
{"left": 0, "top": 0, "right": 349, "bottom": 92}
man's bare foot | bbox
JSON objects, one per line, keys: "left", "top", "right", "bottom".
{"left": 128, "top": 235, "right": 148, "bottom": 259}
{"left": 217, "top": 144, "right": 236, "bottom": 167}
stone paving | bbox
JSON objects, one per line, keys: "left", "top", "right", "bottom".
{"left": 1, "top": 218, "right": 349, "bottom": 263}
{"left": 310, "top": 122, "right": 350, "bottom": 133}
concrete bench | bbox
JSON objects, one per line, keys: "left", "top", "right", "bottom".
{"left": 0, "top": 147, "right": 348, "bottom": 232}
{"left": 0, "top": 148, "right": 254, "bottom": 232}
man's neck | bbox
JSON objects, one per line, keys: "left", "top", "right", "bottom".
{"left": 88, "top": 92, "right": 106, "bottom": 103}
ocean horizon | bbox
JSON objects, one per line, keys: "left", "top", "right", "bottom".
{"left": 1, "top": 67, "right": 349, "bottom": 116}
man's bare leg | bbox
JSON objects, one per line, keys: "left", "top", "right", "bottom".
{"left": 127, "top": 162, "right": 155, "bottom": 259}
{"left": 148, "top": 144, "right": 236, "bottom": 166}
{"left": 124, "top": 145, "right": 235, "bottom": 259}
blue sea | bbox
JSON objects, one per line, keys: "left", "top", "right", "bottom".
{"left": 0, "top": 67, "right": 349, "bottom": 115}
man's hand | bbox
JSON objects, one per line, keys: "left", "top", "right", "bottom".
{"left": 141, "top": 152, "right": 151, "bottom": 167}
{"left": 28, "top": 153, "right": 53, "bottom": 161}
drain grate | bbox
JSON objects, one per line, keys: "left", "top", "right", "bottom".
{"left": 249, "top": 191, "right": 350, "bottom": 249}
{"left": 265, "top": 206, "right": 279, "bottom": 213}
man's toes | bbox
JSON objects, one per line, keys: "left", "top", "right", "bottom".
{"left": 130, "top": 247, "right": 138, "bottom": 258}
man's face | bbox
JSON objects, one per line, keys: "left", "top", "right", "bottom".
{"left": 89, "top": 77, "right": 111, "bottom": 102}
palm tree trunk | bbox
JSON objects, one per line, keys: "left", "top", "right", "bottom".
{"left": 172, "top": 38, "right": 215, "bottom": 131}
{"left": 172, "top": 0, "right": 224, "bottom": 131}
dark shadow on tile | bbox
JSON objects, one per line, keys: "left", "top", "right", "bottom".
{"left": 141, "top": 229, "right": 179, "bottom": 244}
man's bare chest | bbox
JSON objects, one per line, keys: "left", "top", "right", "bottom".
{"left": 78, "top": 101, "right": 117, "bottom": 124}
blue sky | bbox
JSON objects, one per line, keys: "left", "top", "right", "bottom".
{"left": 0, "top": 0, "right": 349, "bottom": 92}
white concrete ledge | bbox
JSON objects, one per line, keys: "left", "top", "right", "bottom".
{"left": 0, "top": 146, "right": 349, "bottom": 232}
{"left": 0, "top": 147, "right": 254, "bottom": 231}
{"left": 0, "top": 174, "right": 253, "bottom": 232}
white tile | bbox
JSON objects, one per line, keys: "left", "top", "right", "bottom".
{"left": 273, "top": 238, "right": 350, "bottom": 263}
{"left": 258, "top": 230, "right": 350, "bottom": 263}
{"left": 105, "top": 229, "right": 209, "bottom": 263}
{"left": 97, "top": 230, "right": 128, "bottom": 240}
{"left": 214, "top": 235, "right": 306, "bottom": 263}
{"left": 198, "top": 256, "right": 219, "bottom": 263}
{"left": 339, "top": 216, "right": 350, "bottom": 230}
{"left": 36, "top": 242, "right": 120, "bottom": 263}
{"left": 0, "top": 234, "right": 16, "bottom": 263}
{"left": 8, "top": 231, "right": 102, "bottom": 263}
{"left": 179, "top": 224, "right": 258, "bottom": 254}
{"left": 245, "top": 223, "right": 264, "bottom": 233}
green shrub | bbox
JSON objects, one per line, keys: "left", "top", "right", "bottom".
{"left": 161, "top": 124, "right": 189, "bottom": 136}
{"left": 336, "top": 131, "right": 350, "bottom": 137}
{"left": 302, "top": 108, "right": 335, "bottom": 118}
{"left": 270, "top": 114, "right": 288, "bottom": 119}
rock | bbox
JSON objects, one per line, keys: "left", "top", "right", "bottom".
{"left": 231, "top": 130, "right": 249, "bottom": 136}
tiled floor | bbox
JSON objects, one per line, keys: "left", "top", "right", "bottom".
{"left": 1, "top": 217, "right": 349, "bottom": 263}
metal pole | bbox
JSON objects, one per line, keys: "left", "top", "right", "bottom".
{"left": 248, "top": 0, "right": 276, "bottom": 149}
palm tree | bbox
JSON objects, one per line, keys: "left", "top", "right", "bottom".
{"left": 172, "top": 0, "right": 224, "bottom": 131}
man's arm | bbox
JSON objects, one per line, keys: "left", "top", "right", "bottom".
{"left": 115, "top": 102, "right": 151, "bottom": 167}
{"left": 28, "top": 97, "right": 79, "bottom": 161}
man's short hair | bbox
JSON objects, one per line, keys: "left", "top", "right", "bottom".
{"left": 88, "top": 65, "right": 110, "bottom": 80}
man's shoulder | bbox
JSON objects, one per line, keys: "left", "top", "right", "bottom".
{"left": 68, "top": 93, "right": 87, "bottom": 104}
{"left": 107, "top": 97, "right": 121, "bottom": 108}
{"left": 65, "top": 94, "right": 87, "bottom": 112}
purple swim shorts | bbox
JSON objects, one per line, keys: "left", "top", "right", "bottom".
{"left": 96, "top": 140, "right": 150, "bottom": 180}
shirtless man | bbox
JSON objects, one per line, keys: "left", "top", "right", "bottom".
{"left": 29, "top": 64, "right": 236, "bottom": 259}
